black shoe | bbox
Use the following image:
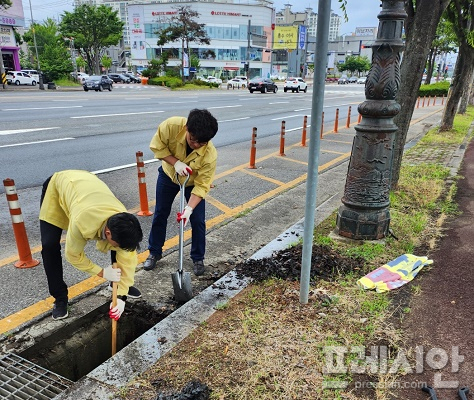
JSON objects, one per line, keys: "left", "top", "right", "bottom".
{"left": 143, "top": 254, "right": 162, "bottom": 271}
{"left": 108, "top": 284, "right": 142, "bottom": 299}
{"left": 52, "top": 301, "right": 68, "bottom": 320}
{"left": 193, "top": 260, "right": 205, "bottom": 276}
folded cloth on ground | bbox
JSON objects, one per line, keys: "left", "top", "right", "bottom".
{"left": 357, "top": 254, "right": 433, "bottom": 293}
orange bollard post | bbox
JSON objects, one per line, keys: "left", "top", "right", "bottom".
{"left": 249, "top": 127, "right": 257, "bottom": 169}
{"left": 427, "top": 97, "right": 431, "bottom": 107}
{"left": 301, "top": 115, "right": 308, "bottom": 147}
{"left": 135, "top": 151, "right": 153, "bottom": 216}
{"left": 279, "top": 120, "right": 286, "bottom": 156}
{"left": 334, "top": 108, "right": 339, "bottom": 133}
{"left": 433, "top": 96, "right": 436, "bottom": 106}
{"left": 442, "top": 94, "right": 445, "bottom": 105}
{"left": 417, "top": 97, "right": 420, "bottom": 108}
{"left": 422, "top": 96, "right": 425, "bottom": 107}
{"left": 358, "top": 113, "right": 362, "bottom": 123}
{"left": 320, "top": 111, "right": 324, "bottom": 139}
{"left": 346, "top": 106, "right": 351, "bottom": 128}
{"left": 3, "top": 178, "right": 39, "bottom": 269}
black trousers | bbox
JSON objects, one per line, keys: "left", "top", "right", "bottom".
{"left": 39, "top": 176, "right": 116, "bottom": 303}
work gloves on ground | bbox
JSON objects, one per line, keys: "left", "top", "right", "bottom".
{"left": 109, "top": 298, "right": 125, "bottom": 320}
{"left": 103, "top": 265, "right": 121, "bottom": 282}
{"left": 177, "top": 205, "right": 193, "bottom": 227}
{"left": 174, "top": 160, "right": 192, "bottom": 176}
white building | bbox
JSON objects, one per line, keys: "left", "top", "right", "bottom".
{"left": 128, "top": 1, "right": 274, "bottom": 78}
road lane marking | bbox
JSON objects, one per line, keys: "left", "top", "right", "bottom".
{"left": 0, "top": 138, "right": 74, "bottom": 148}
{"left": 219, "top": 117, "right": 250, "bottom": 123}
{"left": 271, "top": 114, "right": 303, "bottom": 120}
{"left": 0, "top": 127, "right": 59, "bottom": 136}
{"left": 2, "top": 106, "right": 83, "bottom": 111}
{"left": 207, "top": 105, "right": 242, "bottom": 109}
{"left": 71, "top": 110, "right": 165, "bottom": 119}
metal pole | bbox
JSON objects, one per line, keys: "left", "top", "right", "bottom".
{"left": 299, "top": 0, "right": 331, "bottom": 304}
{"left": 246, "top": 19, "right": 251, "bottom": 82}
{"left": 28, "top": 0, "right": 44, "bottom": 90}
{"left": 0, "top": 47, "right": 7, "bottom": 89}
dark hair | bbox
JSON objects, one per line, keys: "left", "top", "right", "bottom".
{"left": 107, "top": 212, "right": 143, "bottom": 251}
{"left": 186, "top": 109, "right": 218, "bottom": 143}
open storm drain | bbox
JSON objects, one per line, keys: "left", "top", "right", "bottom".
{"left": 1, "top": 300, "right": 172, "bottom": 398}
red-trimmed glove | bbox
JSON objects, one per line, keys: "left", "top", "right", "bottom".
{"left": 177, "top": 205, "right": 193, "bottom": 227}
{"left": 174, "top": 160, "right": 192, "bottom": 176}
{"left": 109, "top": 298, "right": 125, "bottom": 320}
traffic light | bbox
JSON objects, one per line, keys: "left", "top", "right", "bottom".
{"left": 244, "top": 63, "right": 249, "bottom": 72}
{"left": 437, "top": 63, "right": 441, "bottom": 72}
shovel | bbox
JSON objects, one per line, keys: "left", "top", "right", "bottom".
{"left": 111, "top": 262, "right": 118, "bottom": 356}
{"left": 171, "top": 173, "right": 193, "bottom": 303}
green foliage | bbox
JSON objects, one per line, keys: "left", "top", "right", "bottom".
{"left": 59, "top": 4, "right": 124, "bottom": 74}
{"left": 148, "top": 76, "right": 184, "bottom": 89}
{"left": 418, "top": 81, "right": 450, "bottom": 97}
{"left": 101, "top": 55, "right": 112, "bottom": 72}
{"left": 0, "top": 0, "right": 12, "bottom": 9}
{"left": 337, "top": 55, "right": 370, "bottom": 75}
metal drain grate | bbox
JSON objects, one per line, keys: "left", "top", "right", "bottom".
{"left": 0, "top": 353, "right": 73, "bottom": 399}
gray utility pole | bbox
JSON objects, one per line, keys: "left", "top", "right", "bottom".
{"left": 28, "top": 0, "right": 44, "bottom": 90}
{"left": 246, "top": 19, "right": 251, "bottom": 82}
{"left": 335, "top": 0, "right": 407, "bottom": 240}
{"left": 299, "top": 0, "right": 330, "bottom": 304}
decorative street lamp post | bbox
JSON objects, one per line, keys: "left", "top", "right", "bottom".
{"left": 335, "top": 0, "right": 407, "bottom": 240}
{"left": 28, "top": 0, "right": 44, "bottom": 90}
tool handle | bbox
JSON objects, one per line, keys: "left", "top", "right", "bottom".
{"left": 111, "top": 262, "right": 118, "bottom": 355}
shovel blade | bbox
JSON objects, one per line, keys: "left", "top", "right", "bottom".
{"left": 171, "top": 270, "right": 193, "bottom": 303}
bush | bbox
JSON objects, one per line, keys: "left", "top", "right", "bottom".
{"left": 148, "top": 76, "right": 184, "bottom": 88}
{"left": 418, "top": 81, "right": 450, "bottom": 97}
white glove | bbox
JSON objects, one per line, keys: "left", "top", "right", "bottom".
{"left": 103, "top": 265, "right": 121, "bottom": 282}
{"left": 177, "top": 205, "right": 193, "bottom": 227}
{"left": 174, "top": 160, "right": 192, "bottom": 176}
{"left": 109, "top": 298, "right": 125, "bottom": 320}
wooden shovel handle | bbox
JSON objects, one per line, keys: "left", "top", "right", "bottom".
{"left": 111, "top": 262, "right": 118, "bottom": 356}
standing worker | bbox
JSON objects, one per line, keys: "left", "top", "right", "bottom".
{"left": 143, "top": 109, "right": 218, "bottom": 276}
{"left": 39, "top": 170, "right": 143, "bottom": 320}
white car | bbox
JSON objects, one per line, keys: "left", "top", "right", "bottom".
{"left": 283, "top": 77, "right": 308, "bottom": 93}
{"left": 207, "top": 76, "right": 222, "bottom": 85}
{"left": 6, "top": 71, "right": 37, "bottom": 86}
{"left": 357, "top": 77, "right": 367, "bottom": 84}
{"left": 71, "top": 72, "right": 90, "bottom": 82}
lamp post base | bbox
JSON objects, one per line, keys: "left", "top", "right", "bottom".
{"left": 335, "top": 204, "right": 390, "bottom": 240}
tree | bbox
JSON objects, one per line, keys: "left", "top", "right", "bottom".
{"left": 59, "top": 4, "right": 124, "bottom": 74}
{"left": 337, "top": 55, "right": 370, "bottom": 76}
{"left": 22, "top": 18, "right": 72, "bottom": 80}
{"left": 101, "top": 55, "right": 112, "bottom": 73}
{"left": 391, "top": 0, "right": 452, "bottom": 189}
{"left": 0, "top": 1, "right": 12, "bottom": 9}
{"left": 156, "top": 5, "right": 211, "bottom": 82}
{"left": 440, "top": 0, "right": 474, "bottom": 129}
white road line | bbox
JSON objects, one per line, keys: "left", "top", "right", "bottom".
{"left": 92, "top": 158, "right": 159, "bottom": 174}
{"left": 0, "top": 127, "right": 59, "bottom": 136}
{"left": 218, "top": 117, "right": 250, "bottom": 123}
{"left": 207, "top": 105, "right": 242, "bottom": 109}
{"left": 3, "top": 106, "right": 83, "bottom": 111}
{"left": 0, "top": 138, "right": 74, "bottom": 148}
{"left": 269, "top": 102, "right": 290, "bottom": 104}
{"left": 271, "top": 114, "right": 303, "bottom": 120}
{"left": 71, "top": 110, "right": 165, "bottom": 119}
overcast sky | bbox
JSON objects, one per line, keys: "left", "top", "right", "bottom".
{"left": 22, "top": 0, "right": 381, "bottom": 34}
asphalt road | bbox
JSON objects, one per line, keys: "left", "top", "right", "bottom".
{"left": 0, "top": 84, "right": 365, "bottom": 191}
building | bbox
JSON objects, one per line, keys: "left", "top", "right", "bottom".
{"left": 0, "top": 0, "right": 25, "bottom": 72}
{"left": 127, "top": 1, "right": 274, "bottom": 78}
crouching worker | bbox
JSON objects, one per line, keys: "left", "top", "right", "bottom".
{"left": 39, "top": 170, "right": 143, "bottom": 320}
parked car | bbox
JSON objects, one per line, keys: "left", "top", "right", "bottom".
{"left": 83, "top": 75, "right": 113, "bottom": 92}
{"left": 6, "top": 71, "right": 37, "bottom": 86}
{"left": 338, "top": 76, "right": 349, "bottom": 84}
{"left": 248, "top": 77, "right": 278, "bottom": 93}
{"left": 108, "top": 73, "right": 131, "bottom": 83}
{"left": 21, "top": 69, "right": 40, "bottom": 82}
{"left": 207, "top": 76, "right": 222, "bottom": 85}
{"left": 357, "top": 76, "right": 367, "bottom": 84}
{"left": 283, "top": 77, "right": 308, "bottom": 93}
{"left": 348, "top": 76, "right": 358, "bottom": 83}
{"left": 195, "top": 76, "right": 209, "bottom": 82}
{"left": 71, "top": 72, "right": 89, "bottom": 82}
{"left": 122, "top": 73, "right": 141, "bottom": 83}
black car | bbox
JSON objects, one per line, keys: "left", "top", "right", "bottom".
{"left": 248, "top": 77, "right": 278, "bottom": 93}
{"left": 123, "top": 73, "right": 141, "bottom": 83}
{"left": 83, "top": 75, "right": 113, "bottom": 92}
{"left": 108, "top": 73, "right": 131, "bottom": 83}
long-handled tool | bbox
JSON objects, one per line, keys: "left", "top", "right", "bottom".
{"left": 171, "top": 173, "right": 193, "bottom": 303}
{"left": 111, "top": 262, "right": 118, "bottom": 356}
{"left": 458, "top": 387, "right": 469, "bottom": 400}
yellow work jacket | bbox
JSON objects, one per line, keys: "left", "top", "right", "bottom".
{"left": 149, "top": 116, "right": 217, "bottom": 199}
{"left": 39, "top": 170, "right": 137, "bottom": 296}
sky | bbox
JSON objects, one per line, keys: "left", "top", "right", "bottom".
{"left": 22, "top": 0, "right": 381, "bottom": 33}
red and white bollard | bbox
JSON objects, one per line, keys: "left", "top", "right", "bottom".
{"left": 3, "top": 178, "right": 39, "bottom": 269}
{"left": 135, "top": 151, "right": 153, "bottom": 216}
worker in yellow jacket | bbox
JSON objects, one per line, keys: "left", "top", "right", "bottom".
{"left": 39, "top": 170, "right": 143, "bottom": 320}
